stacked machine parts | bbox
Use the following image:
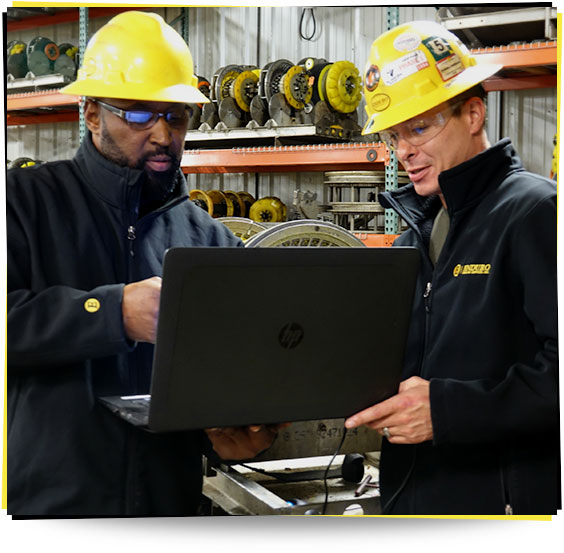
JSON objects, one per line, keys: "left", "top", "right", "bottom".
{"left": 6, "top": 37, "right": 78, "bottom": 80}
{"left": 194, "top": 57, "right": 363, "bottom": 136}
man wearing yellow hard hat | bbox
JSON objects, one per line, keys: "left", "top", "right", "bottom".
{"left": 7, "top": 11, "right": 278, "bottom": 516}
{"left": 345, "top": 21, "right": 559, "bottom": 515}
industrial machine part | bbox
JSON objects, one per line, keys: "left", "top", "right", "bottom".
{"left": 305, "top": 58, "right": 363, "bottom": 137}
{"left": 54, "top": 43, "right": 78, "bottom": 79}
{"left": 244, "top": 219, "right": 365, "bottom": 247}
{"left": 190, "top": 189, "right": 256, "bottom": 219}
{"left": 7, "top": 157, "right": 42, "bottom": 169}
{"left": 210, "top": 64, "right": 260, "bottom": 128}
{"left": 325, "top": 170, "right": 409, "bottom": 232}
{"left": 223, "top": 191, "right": 246, "bottom": 217}
{"left": 27, "top": 36, "right": 59, "bottom": 76}
{"left": 189, "top": 189, "right": 232, "bottom": 217}
{"left": 6, "top": 40, "right": 28, "bottom": 78}
{"left": 217, "top": 217, "right": 266, "bottom": 241}
{"left": 236, "top": 191, "right": 256, "bottom": 217}
{"left": 248, "top": 196, "right": 287, "bottom": 223}
{"left": 187, "top": 76, "right": 211, "bottom": 129}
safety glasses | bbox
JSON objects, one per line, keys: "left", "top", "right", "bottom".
{"left": 379, "top": 100, "right": 465, "bottom": 151}
{"left": 92, "top": 99, "right": 190, "bottom": 130}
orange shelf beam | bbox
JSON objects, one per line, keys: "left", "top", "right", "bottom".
{"left": 471, "top": 41, "right": 557, "bottom": 69}
{"left": 354, "top": 233, "right": 399, "bottom": 248}
{"left": 182, "top": 143, "right": 390, "bottom": 174}
{"left": 7, "top": 90, "right": 80, "bottom": 110}
{"left": 7, "top": 111, "right": 79, "bottom": 126}
{"left": 483, "top": 74, "right": 557, "bottom": 92}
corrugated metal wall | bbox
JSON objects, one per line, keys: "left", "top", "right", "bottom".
{"left": 7, "top": 5, "right": 557, "bottom": 205}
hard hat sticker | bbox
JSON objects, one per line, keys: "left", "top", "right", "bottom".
{"left": 364, "top": 65, "right": 380, "bottom": 92}
{"left": 370, "top": 93, "right": 391, "bottom": 112}
{"left": 393, "top": 32, "right": 421, "bottom": 52}
{"left": 422, "top": 36, "right": 454, "bottom": 62}
{"left": 436, "top": 54, "right": 464, "bottom": 82}
{"left": 382, "top": 51, "right": 429, "bottom": 87}
{"left": 84, "top": 298, "right": 101, "bottom": 313}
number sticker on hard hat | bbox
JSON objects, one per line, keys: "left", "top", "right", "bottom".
{"left": 422, "top": 37, "right": 453, "bottom": 61}
{"left": 423, "top": 36, "right": 464, "bottom": 82}
{"left": 382, "top": 50, "right": 429, "bottom": 87}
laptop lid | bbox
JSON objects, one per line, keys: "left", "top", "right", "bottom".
{"left": 147, "top": 246, "right": 419, "bottom": 432}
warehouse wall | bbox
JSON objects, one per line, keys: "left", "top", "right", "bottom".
{"left": 6, "top": 5, "right": 557, "bottom": 208}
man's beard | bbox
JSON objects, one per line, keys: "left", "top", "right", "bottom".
{"left": 99, "top": 125, "right": 180, "bottom": 195}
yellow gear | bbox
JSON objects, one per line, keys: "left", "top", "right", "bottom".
{"left": 324, "top": 61, "right": 362, "bottom": 113}
{"left": 61, "top": 11, "right": 209, "bottom": 104}
{"left": 362, "top": 20, "right": 501, "bottom": 135}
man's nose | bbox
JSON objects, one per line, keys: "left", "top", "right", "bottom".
{"left": 149, "top": 116, "right": 173, "bottom": 145}
{"left": 395, "top": 136, "right": 416, "bottom": 162}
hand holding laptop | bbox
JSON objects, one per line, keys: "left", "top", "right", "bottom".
{"left": 122, "top": 276, "right": 162, "bottom": 343}
{"left": 206, "top": 423, "right": 290, "bottom": 461}
{"left": 344, "top": 376, "right": 433, "bottom": 444}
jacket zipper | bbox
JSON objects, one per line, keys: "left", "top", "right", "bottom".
{"left": 499, "top": 460, "right": 514, "bottom": 515}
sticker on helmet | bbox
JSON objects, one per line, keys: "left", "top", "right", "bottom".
{"left": 365, "top": 65, "right": 380, "bottom": 92}
{"left": 370, "top": 93, "right": 391, "bottom": 112}
{"left": 382, "top": 51, "right": 429, "bottom": 87}
{"left": 436, "top": 54, "right": 464, "bottom": 81}
{"left": 422, "top": 36, "right": 454, "bottom": 62}
{"left": 393, "top": 32, "right": 421, "bottom": 52}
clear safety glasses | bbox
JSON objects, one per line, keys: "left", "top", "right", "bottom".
{"left": 92, "top": 99, "right": 190, "bottom": 130}
{"left": 379, "top": 100, "right": 465, "bottom": 151}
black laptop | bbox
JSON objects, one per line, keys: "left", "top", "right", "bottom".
{"left": 100, "top": 246, "right": 419, "bottom": 432}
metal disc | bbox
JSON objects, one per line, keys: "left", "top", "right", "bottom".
{"left": 212, "top": 64, "right": 243, "bottom": 103}
{"left": 218, "top": 97, "right": 245, "bottom": 128}
{"left": 250, "top": 94, "right": 269, "bottom": 126}
{"left": 268, "top": 93, "right": 293, "bottom": 126}
{"left": 53, "top": 53, "right": 76, "bottom": 79}
{"left": 244, "top": 220, "right": 365, "bottom": 248}
{"left": 186, "top": 104, "right": 202, "bottom": 130}
{"left": 201, "top": 102, "right": 219, "bottom": 128}
{"left": 263, "top": 59, "right": 293, "bottom": 102}
{"left": 27, "top": 50, "right": 52, "bottom": 76}
{"left": 217, "top": 217, "right": 267, "bottom": 241}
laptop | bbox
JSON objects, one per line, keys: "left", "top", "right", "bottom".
{"left": 100, "top": 246, "right": 419, "bottom": 432}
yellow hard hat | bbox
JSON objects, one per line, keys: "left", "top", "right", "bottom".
{"left": 61, "top": 11, "right": 209, "bottom": 104}
{"left": 362, "top": 20, "right": 501, "bottom": 135}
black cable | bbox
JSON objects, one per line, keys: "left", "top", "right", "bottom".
{"left": 299, "top": 8, "right": 316, "bottom": 41}
{"left": 321, "top": 427, "right": 348, "bottom": 515}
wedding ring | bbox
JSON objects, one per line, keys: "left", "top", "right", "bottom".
{"left": 382, "top": 427, "right": 391, "bottom": 439}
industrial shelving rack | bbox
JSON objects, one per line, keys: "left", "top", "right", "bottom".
{"left": 6, "top": 6, "right": 559, "bottom": 241}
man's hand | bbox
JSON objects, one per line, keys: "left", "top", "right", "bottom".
{"left": 205, "top": 424, "right": 289, "bottom": 461}
{"left": 344, "top": 376, "right": 433, "bottom": 444}
{"left": 122, "top": 276, "right": 162, "bottom": 343}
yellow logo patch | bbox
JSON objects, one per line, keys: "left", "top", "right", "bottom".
{"left": 84, "top": 298, "right": 101, "bottom": 313}
{"left": 453, "top": 264, "right": 491, "bottom": 277}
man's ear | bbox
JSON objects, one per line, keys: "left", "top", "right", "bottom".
{"left": 83, "top": 99, "right": 101, "bottom": 136}
{"left": 466, "top": 97, "right": 486, "bottom": 135}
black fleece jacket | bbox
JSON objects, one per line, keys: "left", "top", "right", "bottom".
{"left": 7, "top": 134, "right": 241, "bottom": 516}
{"left": 378, "top": 139, "right": 560, "bottom": 515}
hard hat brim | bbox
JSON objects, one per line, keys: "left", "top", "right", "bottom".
{"left": 362, "top": 62, "right": 502, "bottom": 136}
{"left": 60, "top": 80, "right": 210, "bottom": 105}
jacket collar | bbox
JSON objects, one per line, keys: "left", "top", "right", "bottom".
{"left": 380, "top": 138, "right": 523, "bottom": 224}
{"left": 438, "top": 138, "right": 522, "bottom": 214}
{"left": 73, "top": 132, "right": 188, "bottom": 212}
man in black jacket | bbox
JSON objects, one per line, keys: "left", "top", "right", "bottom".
{"left": 345, "top": 21, "right": 560, "bottom": 515}
{"left": 7, "top": 11, "right": 278, "bottom": 517}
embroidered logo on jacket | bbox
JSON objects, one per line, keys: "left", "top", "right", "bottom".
{"left": 453, "top": 264, "right": 491, "bottom": 277}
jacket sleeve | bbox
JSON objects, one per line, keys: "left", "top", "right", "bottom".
{"left": 7, "top": 199, "right": 134, "bottom": 370}
{"left": 430, "top": 193, "right": 558, "bottom": 445}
